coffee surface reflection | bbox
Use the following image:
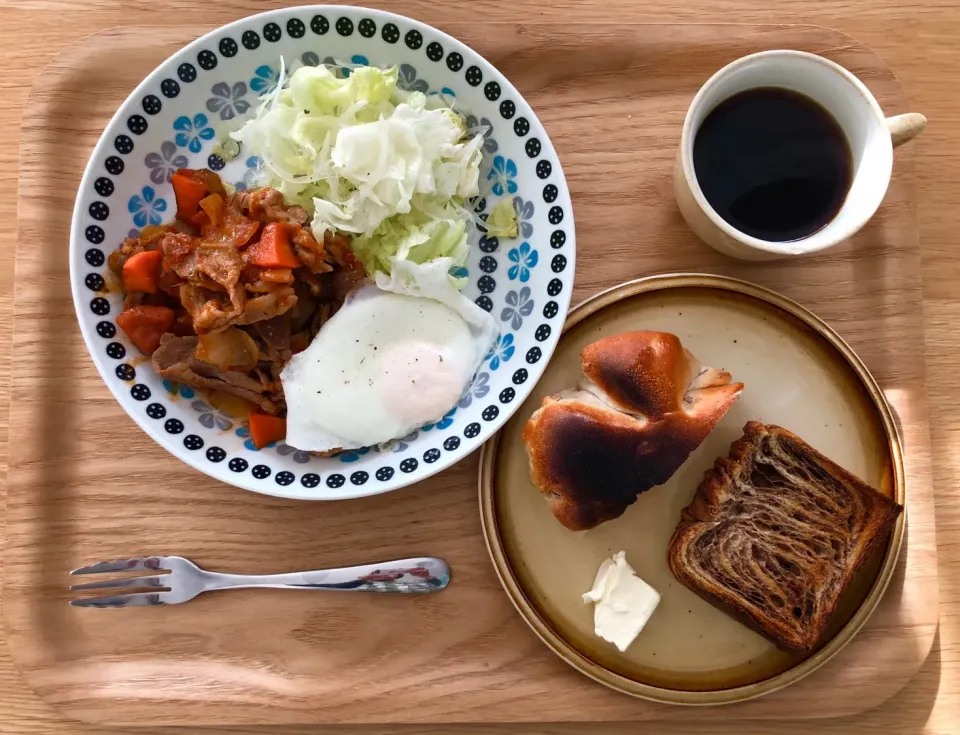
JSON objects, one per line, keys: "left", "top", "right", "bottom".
{"left": 693, "top": 87, "right": 853, "bottom": 243}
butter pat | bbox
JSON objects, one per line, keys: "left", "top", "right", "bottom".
{"left": 582, "top": 551, "right": 661, "bottom": 652}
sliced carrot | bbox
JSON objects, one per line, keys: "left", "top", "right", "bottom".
{"left": 199, "top": 193, "right": 226, "bottom": 228}
{"left": 246, "top": 222, "right": 302, "bottom": 269}
{"left": 172, "top": 170, "right": 210, "bottom": 220}
{"left": 121, "top": 250, "right": 163, "bottom": 294}
{"left": 248, "top": 412, "right": 286, "bottom": 449}
{"left": 116, "top": 305, "right": 175, "bottom": 355}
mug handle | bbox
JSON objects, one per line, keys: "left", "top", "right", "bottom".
{"left": 887, "top": 113, "right": 927, "bottom": 148}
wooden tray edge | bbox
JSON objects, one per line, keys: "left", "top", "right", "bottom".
{"left": 6, "top": 20, "right": 939, "bottom": 726}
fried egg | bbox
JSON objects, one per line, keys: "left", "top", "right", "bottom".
{"left": 281, "top": 259, "right": 498, "bottom": 452}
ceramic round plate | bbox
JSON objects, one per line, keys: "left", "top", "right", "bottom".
{"left": 480, "top": 274, "right": 905, "bottom": 705}
{"left": 69, "top": 6, "right": 574, "bottom": 500}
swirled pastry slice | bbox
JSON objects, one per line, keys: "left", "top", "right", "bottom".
{"left": 668, "top": 422, "right": 902, "bottom": 652}
{"left": 522, "top": 331, "right": 743, "bottom": 530}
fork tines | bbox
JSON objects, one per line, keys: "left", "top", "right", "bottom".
{"left": 69, "top": 557, "right": 171, "bottom": 608}
{"left": 70, "top": 556, "right": 167, "bottom": 575}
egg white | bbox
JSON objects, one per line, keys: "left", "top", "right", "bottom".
{"left": 281, "top": 259, "right": 498, "bottom": 452}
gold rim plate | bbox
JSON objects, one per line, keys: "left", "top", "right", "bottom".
{"left": 478, "top": 274, "right": 905, "bottom": 705}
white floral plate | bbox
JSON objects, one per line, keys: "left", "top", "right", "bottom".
{"left": 69, "top": 6, "right": 575, "bottom": 500}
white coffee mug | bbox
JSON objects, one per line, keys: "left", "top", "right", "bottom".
{"left": 674, "top": 50, "right": 925, "bottom": 260}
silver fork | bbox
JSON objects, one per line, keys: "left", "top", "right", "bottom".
{"left": 69, "top": 556, "right": 450, "bottom": 607}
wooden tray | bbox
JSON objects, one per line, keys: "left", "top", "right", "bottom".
{"left": 6, "top": 21, "right": 938, "bottom": 727}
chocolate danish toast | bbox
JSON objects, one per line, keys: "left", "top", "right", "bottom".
{"left": 668, "top": 422, "right": 903, "bottom": 652}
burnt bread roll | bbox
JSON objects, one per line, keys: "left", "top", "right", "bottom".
{"left": 522, "top": 331, "right": 743, "bottom": 530}
{"left": 668, "top": 422, "right": 903, "bottom": 653}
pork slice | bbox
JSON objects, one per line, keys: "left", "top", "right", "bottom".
{"left": 322, "top": 232, "right": 367, "bottom": 301}
{"left": 254, "top": 314, "right": 292, "bottom": 352}
{"left": 180, "top": 283, "right": 247, "bottom": 334}
{"left": 161, "top": 232, "right": 201, "bottom": 279}
{"left": 152, "top": 332, "right": 195, "bottom": 365}
{"left": 247, "top": 188, "right": 309, "bottom": 226}
{"left": 228, "top": 189, "right": 252, "bottom": 213}
{"left": 237, "top": 287, "right": 297, "bottom": 325}
{"left": 331, "top": 269, "right": 366, "bottom": 303}
{"left": 152, "top": 334, "right": 283, "bottom": 414}
{"left": 163, "top": 232, "right": 247, "bottom": 333}
{"left": 323, "top": 232, "right": 358, "bottom": 268}
{"left": 198, "top": 241, "right": 244, "bottom": 292}
{"left": 292, "top": 228, "right": 333, "bottom": 274}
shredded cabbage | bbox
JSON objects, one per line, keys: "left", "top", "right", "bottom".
{"left": 232, "top": 62, "right": 483, "bottom": 277}
{"left": 486, "top": 198, "right": 518, "bottom": 238}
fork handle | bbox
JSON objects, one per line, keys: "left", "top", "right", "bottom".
{"left": 201, "top": 557, "right": 449, "bottom": 594}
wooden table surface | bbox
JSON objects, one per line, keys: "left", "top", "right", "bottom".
{"left": 1, "top": 1, "right": 958, "bottom": 733}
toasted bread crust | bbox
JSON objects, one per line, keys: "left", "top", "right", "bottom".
{"left": 580, "top": 332, "right": 691, "bottom": 416}
{"left": 668, "top": 422, "right": 902, "bottom": 652}
{"left": 522, "top": 332, "right": 742, "bottom": 530}
{"left": 523, "top": 397, "right": 718, "bottom": 530}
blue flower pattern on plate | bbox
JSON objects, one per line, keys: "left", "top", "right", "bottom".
{"left": 398, "top": 63, "right": 429, "bottom": 93}
{"left": 458, "top": 372, "right": 490, "bottom": 408}
{"left": 339, "top": 446, "right": 371, "bottom": 463}
{"left": 466, "top": 115, "right": 497, "bottom": 154}
{"left": 501, "top": 286, "right": 534, "bottom": 330}
{"left": 422, "top": 406, "right": 457, "bottom": 431}
{"left": 73, "top": 9, "right": 572, "bottom": 499}
{"left": 145, "top": 141, "right": 188, "bottom": 185}
{"left": 276, "top": 443, "right": 312, "bottom": 464}
{"left": 486, "top": 334, "right": 515, "bottom": 371}
{"left": 305, "top": 55, "right": 370, "bottom": 78}
{"left": 513, "top": 196, "right": 535, "bottom": 239}
{"left": 234, "top": 156, "right": 263, "bottom": 191}
{"left": 250, "top": 65, "right": 280, "bottom": 95}
{"left": 206, "top": 81, "right": 251, "bottom": 121}
{"left": 320, "top": 56, "right": 345, "bottom": 76}
{"left": 487, "top": 155, "right": 517, "bottom": 196}
{"left": 343, "top": 55, "right": 370, "bottom": 77}
{"left": 508, "top": 242, "right": 538, "bottom": 282}
{"left": 380, "top": 431, "right": 418, "bottom": 453}
{"left": 431, "top": 86, "right": 457, "bottom": 107}
{"left": 174, "top": 113, "right": 215, "bottom": 154}
{"left": 163, "top": 380, "right": 195, "bottom": 399}
{"left": 128, "top": 186, "right": 168, "bottom": 228}
{"left": 191, "top": 400, "right": 233, "bottom": 431}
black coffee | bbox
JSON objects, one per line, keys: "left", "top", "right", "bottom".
{"left": 692, "top": 87, "right": 852, "bottom": 242}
